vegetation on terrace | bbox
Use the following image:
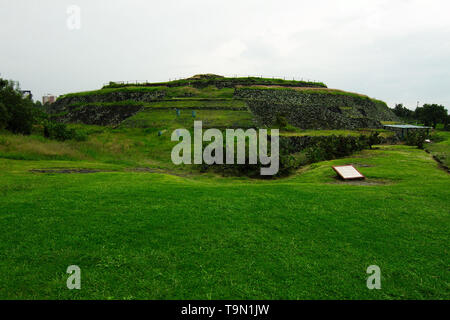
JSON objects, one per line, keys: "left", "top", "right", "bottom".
{"left": 66, "top": 99, "right": 248, "bottom": 110}
{"left": 58, "top": 86, "right": 236, "bottom": 100}
{"left": 101, "top": 74, "right": 328, "bottom": 90}
{"left": 238, "top": 85, "right": 389, "bottom": 107}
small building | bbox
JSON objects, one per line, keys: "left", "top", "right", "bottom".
{"left": 383, "top": 124, "right": 432, "bottom": 139}
{"left": 43, "top": 95, "right": 57, "bottom": 105}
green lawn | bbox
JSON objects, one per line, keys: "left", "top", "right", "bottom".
{"left": 122, "top": 109, "right": 255, "bottom": 130}
{"left": 141, "top": 100, "right": 247, "bottom": 110}
{"left": 426, "top": 130, "right": 450, "bottom": 168}
{"left": 0, "top": 136, "right": 448, "bottom": 299}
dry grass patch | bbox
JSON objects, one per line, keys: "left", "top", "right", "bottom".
{"left": 0, "top": 134, "right": 85, "bottom": 159}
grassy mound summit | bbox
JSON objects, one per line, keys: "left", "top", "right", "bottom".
{"left": 103, "top": 73, "right": 328, "bottom": 89}
{"left": 48, "top": 74, "right": 396, "bottom": 130}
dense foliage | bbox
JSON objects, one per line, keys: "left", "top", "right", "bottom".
{"left": 393, "top": 103, "right": 415, "bottom": 119}
{"left": 200, "top": 133, "right": 382, "bottom": 178}
{"left": 405, "top": 130, "right": 428, "bottom": 149}
{"left": 393, "top": 103, "right": 448, "bottom": 129}
{"left": 0, "top": 77, "right": 88, "bottom": 141}
{"left": 415, "top": 104, "right": 448, "bottom": 128}
{"left": 0, "top": 102, "right": 10, "bottom": 129}
{"left": 43, "top": 120, "right": 87, "bottom": 141}
{"left": 302, "top": 134, "right": 378, "bottom": 163}
{"left": 0, "top": 78, "right": 35, "bottom": 134}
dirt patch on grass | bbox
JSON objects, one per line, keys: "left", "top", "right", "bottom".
{"left": 30, "top": 168, "right": 112, "bottom": 174}
{"left": 29, "top": 166, "right": 193, "bottom": 177}
{"left": 328, "top": 176, "right": 391, "bottom": 186}
{"left": 126, "top": 167, "right": 191, "bottom": 178}
{"left": 349, "top": 163, "right": 374, "bottom": 168}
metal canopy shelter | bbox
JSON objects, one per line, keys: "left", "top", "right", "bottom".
{"left": 383, "top": 124, "right": 432, "bottom": 139}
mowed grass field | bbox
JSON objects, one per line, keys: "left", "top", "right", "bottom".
{"left": 426, "top": 130, "right": 450, "bottom": 168}
{"left": 0, "top": 128, "right": 449, "bottom": 299}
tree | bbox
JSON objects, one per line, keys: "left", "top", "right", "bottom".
{"left": 0, "top": 102, "right": 10, "bottom": 129}
{"left": 414, "top": 104, "right": 448, "bottom": 128}
{"left": 0, "top": 78, "right": 34, "bottom": 134}
{"left": 444, "top": 115, "right": 450, "bottom": 131}
{"left": 393, "top": 103, "right": 414, "bottom": 119}
{"left": 32, "top": 100, "right": 48, "bottom": 124}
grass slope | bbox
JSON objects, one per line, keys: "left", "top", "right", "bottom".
{"left": 426, "top": 130, "right": 450, "bottom": 168}
{"left": 0, "top": 140, "right": 449, "bottom": 299}
{"left": 122, "top": 109, "right": 255, "bottom": 130}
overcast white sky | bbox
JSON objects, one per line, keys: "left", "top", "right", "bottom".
{"left": 1, "top": 0, "right": 449, "bottom": 109}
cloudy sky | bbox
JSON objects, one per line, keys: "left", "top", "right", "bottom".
{"left": 1, "top": 0, "right": 449, "bottom": 109}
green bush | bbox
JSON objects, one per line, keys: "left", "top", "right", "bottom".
{"left": 305, "top": 145, "right": 328, "bottom": 163}
{"left": 303, "top": 135, "right": 369, "bottom": 163}
{"left": 405, "top": 130, "right": 427, "bottom": 149}
{"left": 367, "top": 132, "right": 381, "bottom": 149}
{"left": 73, "top": 130, "right": 88, "bottom": 142}
{"left": 198, "top": 134, "right": 373, "bottom": 178}
{"left": 200, "top": 151, "right": 305, "bottom": 178}
{"left": 43, "top": 121, "right": 87, "bottom": 141}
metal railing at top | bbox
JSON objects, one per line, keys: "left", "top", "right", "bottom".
{"left": 103, "top": 75, "right": 323, "bottom": 87}
{"left": 220, "top": 74, "right": 321, "bottom": 83}
{"left": 104, "top": 80, "right": 149, "bottom": 86}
